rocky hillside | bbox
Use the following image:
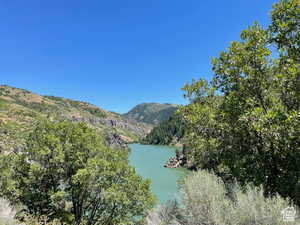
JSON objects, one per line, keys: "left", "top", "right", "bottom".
{"left": 0, "top": 85, "right": 152, "bottom": 152}
{"left": 122, "top": 103, "right": 179, "bottom": 125}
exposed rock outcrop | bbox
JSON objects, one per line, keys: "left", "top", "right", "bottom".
{"left": 164, "top": 153, "right": 187, "bottom": 168}
{"left": 105, "top": 132, "right": 128, "bottom": 149}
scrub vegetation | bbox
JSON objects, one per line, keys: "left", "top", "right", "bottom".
{"left": 147, "top": 170, "right": 298, "bottom": 225}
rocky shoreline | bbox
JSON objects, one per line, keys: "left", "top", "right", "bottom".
{"left": 163, "top": 147, "right": 197, "bottom": 170}
{"left": 164, "top": 153, "right": 187, "bottom": 168}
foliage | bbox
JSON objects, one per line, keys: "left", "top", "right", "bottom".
{"left": 16, "top": 101, "right": 60, "bottom": 114}
{"left": 0, "top": 120, "right": 155, "bottom": 225}
{"left": 148, "top": 170, "right": 298, "bottom": 225}
{"left": 143, "top": 115, "right": 185, "bottom": 145}
{"left": 0, "top": 98, "right": 8, "bottom": 111}
{"left": 20, "top": 215, "right": 66, "bottom": 225}
{"left": 146, "top": 201, "right": 183, "bottom": 225}
{"left": 44, "top": 96, "right": 107, "bottom": 118}
{"left": 0, "top": 198, "right": 65, "bottom": 225}
{"left": 179, "top": 0, "right": 300, "bottom": 206}
{"left": 0, "top": 120, "right": 29, "bottom": 153}
{"left": 0, "top": 198, "right": 73, "bottom": 225}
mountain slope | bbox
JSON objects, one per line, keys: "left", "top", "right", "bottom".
{"left": 122, "top": 103, "right": 179, "bottom": 125}
{"left": 0, "top": 85, "right": 151, "bottom": 152}
{"left": 143, "top": 114, "right": 185, "bottom": 146}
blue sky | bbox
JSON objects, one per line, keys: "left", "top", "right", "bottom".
{"left": 0, "top": 0, "right": 277, "bottom": 113}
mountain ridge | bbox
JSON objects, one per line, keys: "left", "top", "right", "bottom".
{"left": 0, "top": 85, "right": 152, "bottom": 152}
{"left": 122, "top": 102, "right": 179, "bottom": 125}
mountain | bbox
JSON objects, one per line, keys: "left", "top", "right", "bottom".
{"left": 0, "top": 85, "right": 151, "bottom": 152}
{"left": 122, "top": 103, "right": 179, "bottom": 125}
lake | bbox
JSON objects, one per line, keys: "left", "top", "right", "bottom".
{"left": 128, "top": 143, "right": 187, "bottom": 204}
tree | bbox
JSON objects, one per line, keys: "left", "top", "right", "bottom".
{"left": 1, "top": 120, "right": 155, "bottom": 225}
{"left": 179, "top": 79, "right": 223, "bottom": 171}
{"left": 143, "top": 114, "right": 186, "bottom": 145}
{"left": 180, "top": 0, "right": 300, "bottom": 205}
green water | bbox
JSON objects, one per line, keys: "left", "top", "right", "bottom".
{"left": 128, "top": 143, "right": 187, "bottom": 203}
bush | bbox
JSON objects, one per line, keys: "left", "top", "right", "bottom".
{"left": 148, "top": 170, "right": 299, "bottom": 225}
{"left": 146, "top": 201, "right": 183, "bottom": 225}
{"left": 0, "top": 199, "right": 66, "bottom": 225}
{"left": 0, "top": 98, "right": 8, "bottom": 110}
{"left": 181, "top": 171, "right": 232, "bottom": 225}
{"left": 0, "top": 198, "right": 18, "bottom": 225}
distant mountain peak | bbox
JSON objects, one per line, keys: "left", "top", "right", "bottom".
{"left": 122, "top": 102, "right": 179, "bottom": 125}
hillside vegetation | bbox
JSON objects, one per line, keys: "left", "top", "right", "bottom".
{"left": 0, "top": 85, "right": 151, "bottom": 152}
{"left": 143, "top": 114, "right": 185, "bottom": 146}
{"left": 123, "top": 103, "right": 178, "bottom": 125}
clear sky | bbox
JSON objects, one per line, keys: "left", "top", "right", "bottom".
{"left": 0, "top": 0, "right": 277, "bottom": 113}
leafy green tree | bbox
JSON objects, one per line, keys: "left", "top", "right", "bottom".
{"left": 180, "top": 0, "right": 300, "bottom": 205}
{"left": 179, "top": 79, "right": 223, "bottom": 172}
{"left": 1, "top": 120, "right": 155, "bottom": 225}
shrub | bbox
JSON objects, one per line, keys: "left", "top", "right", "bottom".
{"left": 0, "top": 198, "right": 18, "bottom": 225}
{"left": 181, "top": 171, "right": 232, "bottom": 225}
{"left": 146, "top": 201, "right": 183, "bottom": 225}
{"left": 0, "top": 198, "right": 70, "bottom": 225}
{"left": 149, "top": 170, "right": 299, "bottom": 225}
{"left": 0, "top": 98, "right": 8, "bottom": 110}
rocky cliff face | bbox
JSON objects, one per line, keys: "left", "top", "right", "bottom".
{"left": 0, "top": 85, "right": 152, "bottom": 152}
{"left": 69, "top": 114, "right": 152, "bottom": 148}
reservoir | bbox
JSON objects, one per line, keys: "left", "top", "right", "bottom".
{"left": 128, "top": 143, "right": 187, "bottom": 203}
